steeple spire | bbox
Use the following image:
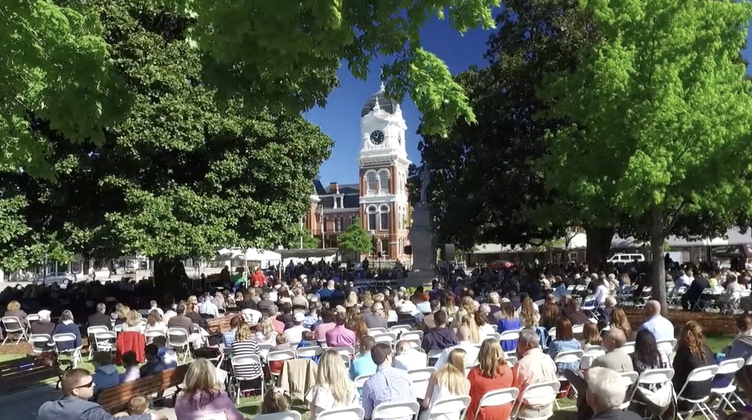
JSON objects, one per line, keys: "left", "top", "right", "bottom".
{"left": 379, "top": 69, "right": 385, "bottom": 92}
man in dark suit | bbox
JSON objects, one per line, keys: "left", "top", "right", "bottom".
{"left": 87, "top": 303, "right": 111, "bottom": 329}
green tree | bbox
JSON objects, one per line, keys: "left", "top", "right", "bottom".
{"left": 0, "top": 0, "right": 332, "bottom": 289}
{"left": 542, "top": 0, "right": 752, "bottom": 311}
{"left": 3, "top": 0, "right": 502, "bottom": 173}
{"left": 338, "top": 218, "right": 372, "bottom": 256}
{"left": 416, "top": 0, "right": 598, "bottom": 250}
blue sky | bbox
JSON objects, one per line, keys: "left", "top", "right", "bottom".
{"left": 306, "top": 15, "right": 752, "bottom": 185}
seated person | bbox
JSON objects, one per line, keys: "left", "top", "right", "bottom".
{"left": 152, "top": 336, "right": 178, "bottom": 369}
{"left": 115, "top": 396, "right": 149, "bottom": 417}
{"left": 140, "top": 344, "right": 165, "bottom": 377}
{"left": 120, "top": 351, "right": 141, "bottom": 383}
{"left": 91, "top": 351, "right": 120, "bottom": 396}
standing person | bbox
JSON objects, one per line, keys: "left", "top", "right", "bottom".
{"left": 467, "top": 340, "right": 514, "bottom": 420}
{"left": 362, "top": 343, "right": 416, "bottom": 420}
{"left": 38, "top": 369, "right": 165, "bottom": 420}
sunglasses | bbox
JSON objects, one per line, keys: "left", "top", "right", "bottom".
{"left": 75, "top": 380, "right": 95, "bottom": 389}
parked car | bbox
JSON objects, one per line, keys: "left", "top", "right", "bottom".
{"left": 34, "top": 271, "right": 79, "bottom": 286}
{"left": 487, "top": 260, "right": 515, "bottom": 270}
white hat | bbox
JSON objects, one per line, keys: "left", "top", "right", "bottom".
{"left": 38, "top": 309, "right": 51, "bottom": 319}
{"left": 294, "top": 312, "right": 305, "bottom": 322}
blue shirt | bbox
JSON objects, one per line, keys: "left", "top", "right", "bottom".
{"left": 350, "top": 352, "right": 378, "bottom": 380}
{"left": 548, "top": 339, "right": 581, "bottom": 373}
{"left": 362, "top": 367, "right": 415, "bottom": 420}
{"left": 157, "top": 346, "right": 178, "bottom": 369}
{"left": 497, "top": 318, "right": 522, "bottom": 352}
{"left": 640, "top": 315, "right": 675, "bottom": 342}
{"left": 223, "top": 328, "right": 237, "bottom": 347}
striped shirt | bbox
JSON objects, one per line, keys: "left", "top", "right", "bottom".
{"left": 231, "top": 339, "right": 263, "bottom": 379}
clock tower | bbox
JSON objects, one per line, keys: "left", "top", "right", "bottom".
{"left": 358, "top": 83, "right": 411, "bottom": 261}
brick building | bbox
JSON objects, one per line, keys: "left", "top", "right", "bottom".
{"left": 303, "top": 83, "right": 411, "bottom": 260}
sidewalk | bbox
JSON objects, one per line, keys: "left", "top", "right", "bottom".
{"left": 0, "top": 382, "right": 59, "bottom": 420}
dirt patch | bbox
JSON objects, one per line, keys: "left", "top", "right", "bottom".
{"left": 0, "top": 342, "right": 31, "bottom": 355}
{"left": 623, "top": 309, "right": 737, "bottom": 335}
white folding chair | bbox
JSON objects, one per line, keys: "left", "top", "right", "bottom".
{"left": 622, "top": 342, "right": 635, "bottom": 355}
{"left": 258, "top": 343, "right": 274, "bottom": 360}
{"left": 402, "top": 339, "right": 422, "bottom": 349}
{"left": 581, "top": 349, "right": 606, "bottom": 370}
{"left": 229, "top": 355, "right": 265, "bottom": 403}
{"left": 423, "top": 395, "right": 470, "bottom": 420}
{"left": 656, "top": 338, "right": 677, "bottom": 355}
{"left": 296, "top": 346, "right": 324, "bottom": 359}
{"left": 676, "top": 365, "right": 719, "bottom": 420}
{"left": 372, "top": 332, "right": 397, "bottom": 346}
{"left": 318, "top": 407, "right": 365, "bottom": 420}
{"left": 167, "top": 328, "right": 191, "bottom": 363}
{"left": 553, "top": 350, "right": 584, "bottom": 380}
{"left": 711, "top": 358, "right": 745, "bottom": 412}
{"left": 400, "top": 331, "right": 424, "bottom": 342}
{"left": 627, "top": 368, "right": 675, "bottom": 405}
{"left": 499, "top": 329, "right": 521, "bottom": 349}
{"left": 29, "top": 334, "right": 53, "bottom": 354}
{"left": 52, "top": 333, "right": 83, "bottom": 367}
{"left": 2, "top": 316, "right": 27, "bottom": 344}
{"left": 86, "top": 326, "right": 110, "bottom": 358}
{"left": 390, "top": 325, "right": 413, "bottom": 335}
{"left": 253, "top": 412, "right": 302, "bottom": 420}
{"left": 368, "top": 327, "right": 388, "bottom": 335}
{"left": 408, "top": 367, "right": 437, "bottom": 400}
{"left": 26, "top": 313, "right": 40, "bottom": 335}
{"left": 619, "top": 372, "right": 639, "bottom": 410}
{"left": 329, "top": 346, "right": 355, "bottom": 359}
{"left": 372, "top": 401, "right": 419, "bottom": 420}
{"left": 94, "top": 331, "right": 117, "bottom": 354}
{"left": 505, "top": 356, "right": 518, "bottom": 367}
{"left": 511, "top": 381, "right": 560, "bottom": 420}
{"left": 473, "top": 388, "right": 519, "bottom": 420}
{"left": 266, "top": 350, "right": 296, "bottom": 381}
{"left": 144, "top": 329, "right": 165, "bottom": 344}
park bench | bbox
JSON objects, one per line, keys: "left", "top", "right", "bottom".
{"left": 98, "top": 364, "right": 189, "bottom": 413}
{"left": 206, "top": 315, "right": 234, "bottom": 334}
{"left": 0, "top": 354, "right": 63, "bottom": 396}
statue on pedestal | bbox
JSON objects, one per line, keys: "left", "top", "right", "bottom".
{"left": 408, "top": 164, "right": 435, "bottom": 279}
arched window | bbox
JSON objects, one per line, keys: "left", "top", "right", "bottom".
{"left": 366, "top": 172, "right": 377, "bottom": 194}
{"left": 379, "top": 170, "right": 390, "bottom": 193}
{"left": 398, "top": 205, "right": 405, "bottom": 230}
{"left": 380, "top": 238, "right": 388, "bottom": 255}
{"left": 350, "top": 215, "right": 356, "bottom": 227}
{"left": 379, "top": 204, "right": 390, "bottom": 230}
{"left": 367, "top": 205, "right": 378, "bottom": 231}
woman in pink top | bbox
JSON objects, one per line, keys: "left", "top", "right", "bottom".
{"left": 174, "top": 359, "right": 248, "bottom": 420}
{"left": 314, "top": 310, "right": 336, "bottom": 342}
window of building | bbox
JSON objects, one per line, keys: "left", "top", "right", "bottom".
{"left": 366, "top": 172, "right": 377, "bottom": 194}
{"left": 379, "top": 170, "right": 390, "bottom": 193}
{"left": 322, "top": 216, "right": 327, "bottom": 233}
{"left": 367, "top": 205, "right": 378, "bottom": 231}
{"left": 379, "top": 204, "right": 390, "bottom": 231}
{"left": 336, "top": 217, "right": 343, "bottom": 232}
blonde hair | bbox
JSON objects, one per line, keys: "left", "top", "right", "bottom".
{"left": 451, "top": 308, "right": 468, "bottom": 329}
{"left": 126, "top": 396, "right": 149, "bottom": 415}
{"left": 610, "top": 308, "right": 632, "bottom": 336}
{"left": 261, "top": 387, "right": 289, "bottom": 414}
{"left": 117, "top": 305, "right": 131, "bottom": 320}
{"left": 125, "top": 310, "right": 141, "bottom": 327}
{"left": 236, "top": 324, "right": 252, "bottom": 342}
{"left": 519, "top": 298, "right": 539, "bottom": 327}
{"left": 181, "top": 359, "right": 223, "bottom": 408}
{"left": 146, "top": 310, "right": 162, "bottom": 327}
{"left": 680, "top": 321, "right": 707, "bottom": 362}
{"left": 260, "top": 317, "right": 275, "bottom": 340}
{"left": 187, "top": 295, "right": 198, "bottom": 305}
{"left": 314, "top": 350, "right": 357, "bottom": 404}
{"left": 344, "top": 292, "right": 357, "bottom": 308}
{"left": 477, "top": 338, "right": 507, "bottom": 378}
{"left": 6, "top": 300, "right": 20, "bottom": 311}
{"left": 460, "top": 296, "right": 475, "bottom": 314}
{"left": 460, "top": 315, "right": 481, "bottom": 343}
{"left": 434, "top": 349, "right": 469, "bottom": 395}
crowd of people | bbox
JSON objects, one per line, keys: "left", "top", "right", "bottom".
{"left": 1, "top": 258, "right": 751, "bottom": 420}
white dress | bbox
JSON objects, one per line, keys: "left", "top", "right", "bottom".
{"left": 305, "top": 383, "right": 359, "bottom": 418}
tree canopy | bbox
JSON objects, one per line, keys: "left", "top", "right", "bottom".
{"left": 0, "top": 0, "right": 332, "bottom": 271}
{"left": 541, "top": 0, "right": 752, "bottom": 309}
{"left": 3, "top": 0, "right": 502, "bottom": 175}
{"left": 337, "top": 218, "right": 372, "bottom": 256}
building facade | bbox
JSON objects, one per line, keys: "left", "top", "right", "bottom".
{"left": 304, "top": 84, "right": 411, "bottom": 260}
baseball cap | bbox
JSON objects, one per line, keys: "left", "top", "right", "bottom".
{"left": 294, "top": 312, "right": 305, "bottom": 322}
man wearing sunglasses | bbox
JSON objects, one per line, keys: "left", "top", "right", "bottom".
{"left": 38, "top": 368, "right": 167, "bottom": 420}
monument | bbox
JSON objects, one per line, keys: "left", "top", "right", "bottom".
{"left": 406, "top": 164, "right": 436, "bottom": 287}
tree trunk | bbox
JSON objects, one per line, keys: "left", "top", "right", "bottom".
{"left": 153, "top": 258, "right": 190, "bottom": 300}
{"left": 650, "top": 208, "right": 668, "bottom": 315}
{"left": 585, "top": 225, "right": 615, "bottom": 270}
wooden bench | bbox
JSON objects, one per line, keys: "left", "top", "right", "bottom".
{"left": 98, "top": 364, "right": 189, "bottom": 413}
{"left": 0, "top": 355, "right": 62, "bottom": 396}
{"left": 206, "top": 315, "right": 235, "bottom": 334}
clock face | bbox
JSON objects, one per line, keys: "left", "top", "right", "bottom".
{"left": 370, "top": 130, "right": 385, "bottom": 145}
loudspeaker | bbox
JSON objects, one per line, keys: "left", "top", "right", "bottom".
{"left": 440, "top": 244, "right": 456, "bottom": 261}
{"left": 404, "top": 246, "right": 413, "bottom": 255}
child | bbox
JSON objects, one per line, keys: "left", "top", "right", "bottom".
{"left": 120, "top": 351, "right": 141, "bottom": 383}
{"left": 296, "top": 330, "right": 320, "bottom": 362}
{"left": 269, "top": 335, "right": 290, "bottom": 376}
{"left": 114, "top": 395, "right": 149, "bottom": 417}
{"left": 260, "top": 387, "right": 289, "bottom": 414}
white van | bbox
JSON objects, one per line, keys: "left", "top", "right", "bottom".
{"left": 607, "top": 253, "right": 645, "bottom": 264}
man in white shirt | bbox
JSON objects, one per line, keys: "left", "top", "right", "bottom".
{"left": 393, "top": 340, "right": 427, "bottom": 371}
{"left": 198, "top": 295, "right": 219, "bottom": 318}
{"left": 434, "top": 326, "right": 479, "bottom": 369}
{"left": 284, "top": 312, "right": 309, "bottom": 346}
{"left": 639, "top": 300, "right": 674, "bottom": 345}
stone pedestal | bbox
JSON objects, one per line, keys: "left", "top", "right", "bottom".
{"left": 407, "top": 202, "right": 435, "bottom": 287}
